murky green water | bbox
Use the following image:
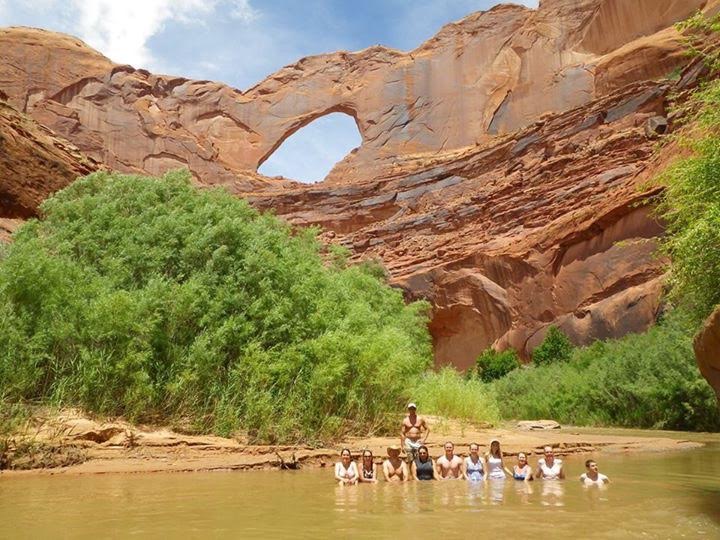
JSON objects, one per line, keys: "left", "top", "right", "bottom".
{"left": 1, "top": 445, "right": 720, "bottom": 539}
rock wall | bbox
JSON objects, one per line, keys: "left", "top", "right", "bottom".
{"left": 0, "top": 0, "right": 714, "bottom": 367}
{"left": 695, "top": 307, "right": 720, "bottom": 401}
{"left": 0, "top": 0, "right": 706, "bottom": 187}
{"left": 0, "top": 99, "right": 99, "bottom": 220}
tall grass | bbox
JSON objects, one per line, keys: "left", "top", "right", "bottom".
{"left": 0, "top": 171, "right": 432, "bottom": 443}
{"left": 408, "top": 368, "right": 500, "bottom": 425}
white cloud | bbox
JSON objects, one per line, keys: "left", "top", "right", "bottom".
{"left": 70, "top": 0, "right": 212, "bottom": 68}
{"left": 229, "top": 0, "right": 259, "bottom": 22}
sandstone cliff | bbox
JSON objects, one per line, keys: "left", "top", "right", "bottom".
{"left": 0, "top": 99, "right": 100, "bottom": 220}
{"left": 0, "top": 0, "right": 714, "bottom": 367}
{"left": 695, "top": 307, "right": 720, "bottom": 401}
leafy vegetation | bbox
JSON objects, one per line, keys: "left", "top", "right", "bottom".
{"left": 408, "top": 367, "right": 500, "bottom": 426}
{"left": 493, "top": 312, "right": 720, "bottom": 431}
{"left": 676, "top": 11, "right": 720, "bottom": 71}
{"left": 474, "top": 348, "right": 520, "bottom": 382}
{"left": 658, "top": 79, "right": 720, "bottom": 323}
{"left": 532, "top": 326, "right": 574, "bottom": 366}
{"left": 0, "top": 171, "right": 432, "bottom": 443}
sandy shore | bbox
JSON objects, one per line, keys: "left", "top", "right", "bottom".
{"left": 0, "top": 411, "right": 709, "bottom": 477}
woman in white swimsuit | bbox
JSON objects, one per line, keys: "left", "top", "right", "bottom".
{"left": 335, "top": 448, "right": 359, "bottom": 485}
{"left": 485, "top": 439, "right": 511, "bottom": 480}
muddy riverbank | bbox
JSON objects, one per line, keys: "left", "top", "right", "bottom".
{"left": 0, "top": 410, "right": 708, "bottom": 476}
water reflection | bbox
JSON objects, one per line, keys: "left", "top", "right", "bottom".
{"left": 513, "top": 481, "right": 534, "bottom": 505}
{"left": 488, "top": 479, "right": 505, "bottom": 504}
{"left": 4, "top": 446, "right": 720, "bottom": 539}
{"left": 540, "top": 480, "right": 565, "bottom": 507}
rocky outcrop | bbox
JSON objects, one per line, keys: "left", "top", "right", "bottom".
{"left": 695, "top": 307, "right": 720, "bottom": 401}
{"left": 0, "top": 0, "right": 715, "bottom": 367}
{"left": 0, "top": 0, "right": 707, "bottom": 188}
{"left": 249, "top": 76, "right": 691, "bottom": 367}
{"left": 0, "top": 100, "right": 100, "bottom": 219}
{"left": 0, "top": 218, "right": 21, "bottom": 243}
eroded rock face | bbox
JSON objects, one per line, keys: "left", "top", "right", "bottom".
{"left": 0, "top": 0, "right": 713, "bottom": 367}
{"left": 0, "top": 0, "right": 706, "bottom": 188}
{"left": 695, "top": 307, "right": 720, "bottom": 401}
{"left": 0, "top": 100, "right": 100, "bottom": 220}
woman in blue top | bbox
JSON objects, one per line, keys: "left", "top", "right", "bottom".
{"left": 463, "top": 442, "right": 485, "bottom": 482}
{"left": 512, "top": 452, "right": 533, "bottom": 481}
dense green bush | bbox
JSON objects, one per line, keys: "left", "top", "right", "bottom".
{"left": 0, "top": 171, "right": 432, "bottom": 443}
{"left": 532, "top": 326, "right": 574, "bottom": 366}
{"left": 494, "top": 312, "right": 720, "bottom": 431}
{"left": 659, "top": 79, "right": 720, "bottom": 324}
{"left": 408, "top": 367, "right": 499, "bottom": 426}
{"left": 475, "top": 348, "right": 520, "bottom": 382}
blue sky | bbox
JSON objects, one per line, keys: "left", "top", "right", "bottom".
{"left": 0, "top": 0, "right": 539, "bottom": 182}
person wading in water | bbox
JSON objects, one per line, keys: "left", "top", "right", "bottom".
{"left": 382, "top": 445, "right": 408, "bottom": 482}
{"left": 401, "top": 402, "right": 429, "bottom": 462}
{"left": 436, "top": 441, "right": 464, "bottom": 480}
{"left": 411, "top": 445, "right": 435, "bottom": 481}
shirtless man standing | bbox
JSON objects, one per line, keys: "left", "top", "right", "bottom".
{"left": 401, "top": 403, "right": 430, "bottom": 462}
{"left": 436, "top": 441, "right": 464, "bottom": 480}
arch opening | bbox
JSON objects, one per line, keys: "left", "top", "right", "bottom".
{"left": 258, "top": 112, "right": 362, "bottom": 184}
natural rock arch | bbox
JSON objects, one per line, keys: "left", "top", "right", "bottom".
{"left": 257, "top": 108, "right": 362, "bottom": 183}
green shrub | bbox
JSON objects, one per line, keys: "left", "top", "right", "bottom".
{"left": 408, "top": 367, "right": 499, "bottom": 425}
{"left": 0, "top": 170, "right": 432, "bottom": 443}
{"left": 532, "top": 326, "right": 574, "bottom": 366}
{"left": 494, "top": 311, "right": 720, "bottom": 431}
{"left": 659, "top": 79, "right": 720, "bottom": 323}
{"left": 475, "top": 348, "right": 520, "bottom": 382}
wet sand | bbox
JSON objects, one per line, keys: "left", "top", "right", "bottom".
{"left": 1, "top": 411, "right": 709, "bottom": 476}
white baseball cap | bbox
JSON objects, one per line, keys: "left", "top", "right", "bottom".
{"left": 407, "top": 402, "right": 417, "bottom": 409}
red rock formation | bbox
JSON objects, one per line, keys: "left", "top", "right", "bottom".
{"left": 0, "top": 0, "right": 706, "bottom": 187}
{"left": 0, "top": 100, "right": 100, "bottom": 220}
{"left": 0, "top": 0, "right": 715, "bottom": 367}
{"left": 695, "top": 307, "right": 720, "bottom": 401}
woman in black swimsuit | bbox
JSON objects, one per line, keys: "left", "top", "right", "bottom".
{"left": 358, "top": 449, "right": 378, "bottom": 483}
{"left": 412, "top": 445, "right": 435, "bottom": 481}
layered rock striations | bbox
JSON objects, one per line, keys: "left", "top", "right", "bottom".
{"left": 0, "top": 0, "right": 707, "bottom": 187}
{"left": 0, "top": 99, "right": 100, "bottom": 220}
{"left": 0, "top": 0, "right": 714, "bottom": 367}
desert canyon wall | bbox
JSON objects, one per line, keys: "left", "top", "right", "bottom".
{"left": 0, "top": 0, "right": 716, "bottom": 369}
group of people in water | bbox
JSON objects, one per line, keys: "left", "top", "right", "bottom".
{"left": 334, "top": 403, "right": 610, "bottom": 487}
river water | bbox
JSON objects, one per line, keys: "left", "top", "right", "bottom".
{"left": 1, "top": 443, "right": 719, "bottom": 539}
